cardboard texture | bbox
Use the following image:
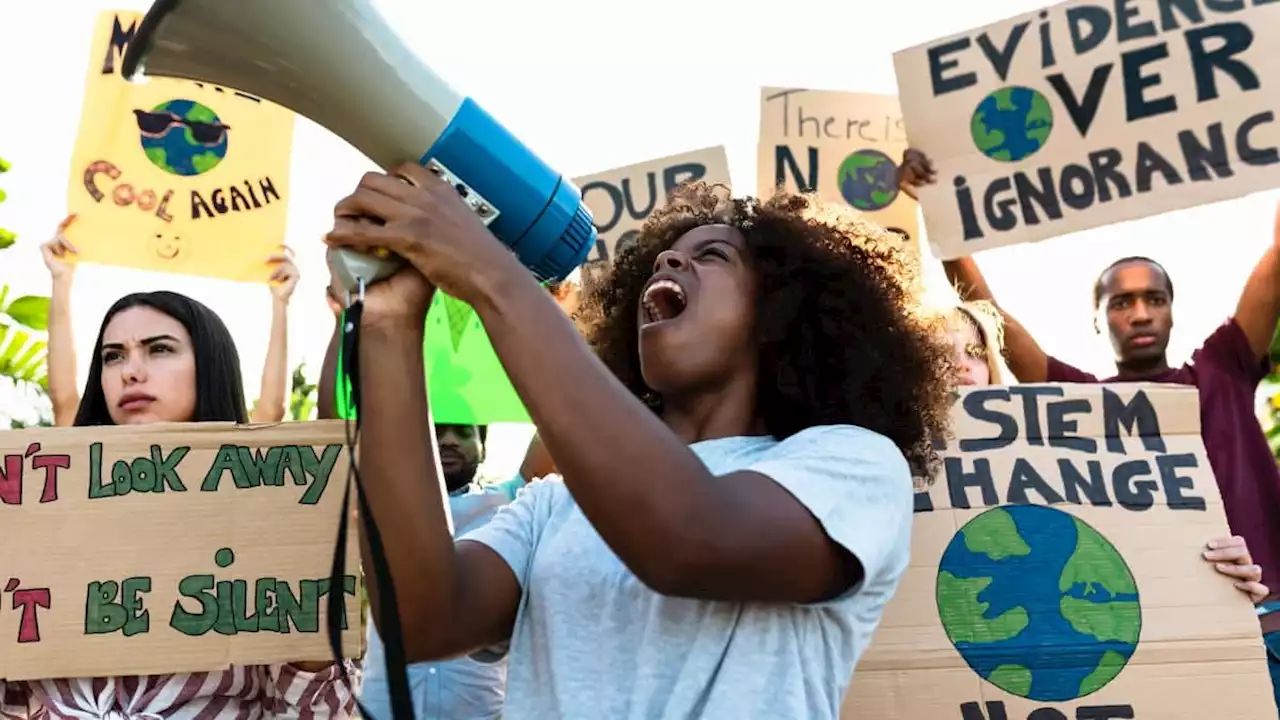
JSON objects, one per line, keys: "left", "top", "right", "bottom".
{"left": 893, "top": 0, "right": 1280, "bottom": 259}
{"left": 575, "top": 146, "right": 732, "bottom": 271}
{"left": 757, "top": 88, "right": 920, "bottom": 249}
{"left": 843, "top": 383, "right": 1272, "bottom": 719}
{"left": 65, "top": 11, "right": 295, "bottom": 283}
{"left": 0, "top": 421, "right": 361, "bottom": 681}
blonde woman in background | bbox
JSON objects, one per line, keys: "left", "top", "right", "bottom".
{"left": 948, "top": 300, "right": 1011, "bottom": 387}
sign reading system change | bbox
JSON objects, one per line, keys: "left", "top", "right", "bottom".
{"left": 893, "top": 0, "right": 1279, "bottom": 258}
{"left": 842, "top": 384, "right": 1271, "bottom": 719}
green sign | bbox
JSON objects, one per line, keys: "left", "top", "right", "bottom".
{"left": 334, "top": 292, "right": 528, "bottom": 424}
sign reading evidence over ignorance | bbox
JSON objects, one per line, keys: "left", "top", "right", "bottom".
{"left": 843, "top": 384, "right": 1271, "bottom": 719}
{"left": 893, "top": 0, "right": 1279, "bottom": 259}
{"left": 0, "top": 422, "right": 361, "bottom": 680}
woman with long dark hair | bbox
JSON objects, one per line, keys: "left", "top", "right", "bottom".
{"left": 0, "top": 291, "right": 355, "bottom": 719}
{"left": 40, "top": 217, "right": 302, "bottom": 427}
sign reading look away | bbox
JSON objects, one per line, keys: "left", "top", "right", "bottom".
{"left": 893, "top": 0, "right": 1280, "bottom": 258}
{"left": 575, "top": 146, "right": 731, "bottom": 271}
{"left": 66, "top": 12, "right": 295, "bottom": 283}
{"left": 0, "top": 422, "right": 360, "bottom": 680}
{"left": 843, "top": 384, "right": 1271, "bottom": 719}
{"left": 757, "top": 88, "right": 919, "bottom": 247}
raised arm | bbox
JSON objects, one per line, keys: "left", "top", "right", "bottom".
{"left": 42, "top": 218, "right": 80, "bottom": 426}
{"left": 900, "top": 149, "right": 1051, "bottom": 383}
{"left": 250, "top": 251, "right": 298, "bottom": 423}
{"left": 519, "top": 434, "right": 555, "bottom": 481}
{"left": 316, "top": 286, "right": 344, "bottom": 421}
{"left": 943, "top": 258, "right": 1050, "bottom": 382}
{"left": 323, "top": 226, "right": 520, "bottom": 662}
{"left": 1231, "top": 203, "right": 1280, "bottom": 360}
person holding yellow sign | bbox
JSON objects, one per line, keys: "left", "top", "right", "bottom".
{"left": 39, "top": 216, "right": 302, "bottom": 427}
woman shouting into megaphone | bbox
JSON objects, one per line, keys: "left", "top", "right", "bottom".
{"left": 327, "top": 166, "right": 955, "bottom": 719}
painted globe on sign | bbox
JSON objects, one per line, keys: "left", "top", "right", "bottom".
{"left": 936, "top": 504, "right": 1141, "bottom": 702}
{"left": 837, "top": 149, "right": 900, "bottom": 211}
{"left": 138, "top": 99, "right": 229, "bottom": 177}
{"left": 970, "top": 86, "right": 1053, "bottom": 163}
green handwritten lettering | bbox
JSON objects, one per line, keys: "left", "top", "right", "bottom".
{"left": 277, "top": 446, "right": 306, "bottom": 486}
{"left": 151, "top": 445, "right": 189, "bottom": 491}
{"left": 170, "top": 575, "right": 218, "bottom": 636}
{"left": 298, "top": 444, "right": 342, "bottom": 505}
{"left": 85, "top": 577, "right": 151, "bottom": 636}
{"left": 201, "top": 445, "right": 249, "bottom": 491}
{"left": 88, "top": 443, "right": 111, "bottom": 498}
{"left": 238, "top": 446, "right": 283, "bottom": 487}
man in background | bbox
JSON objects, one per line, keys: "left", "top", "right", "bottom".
{"left": 352, "top": 422, "right": 520, "bottom": 720}
{"left": 901, "top": 149, "right": 1280, "bottom": 710}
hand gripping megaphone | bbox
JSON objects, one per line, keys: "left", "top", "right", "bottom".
{"left": 121, "top": 0, "right": 596, "bottom": 292}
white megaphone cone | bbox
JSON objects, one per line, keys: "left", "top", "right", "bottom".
{"left": 122, "top": 0, "right": 596, "bottom": 291}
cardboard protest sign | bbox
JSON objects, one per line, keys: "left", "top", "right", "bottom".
{"left": 576, "top": 147, "right": 732, "bottom": 272}
{"left": 842, "top": 384, "right": 1272, "bottom": 719}
{"left": 65, "top": 12, "right": 295, "bottom": 283}
{"left": 0, "top": 421, "right": 360, "bottom": 680}
{"left": 757, "top": 88, "right": 919, "bottom": 247}
{"left": 893, "top": 0, "right": 1280, "bottom": 259}
{"left": 333, "top": 293, "right": 531, "bottom": 425}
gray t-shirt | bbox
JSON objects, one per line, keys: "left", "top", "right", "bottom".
{"left": 460, "top": 425, "right": 913, "bottom": 719}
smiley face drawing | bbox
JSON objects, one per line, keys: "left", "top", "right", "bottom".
{"left": 148, "top": 232, "right": 185, "bottom": 260}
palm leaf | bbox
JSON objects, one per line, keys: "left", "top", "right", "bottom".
{"left": 4, "top": 295, "right": 49, "bottom": 331}
{"left": 0, "top": 322, "right": 47, "bottom": 387}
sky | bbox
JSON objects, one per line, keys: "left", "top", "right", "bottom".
{"left": 0, "top": 0, "right": 1276, "bottom": 475}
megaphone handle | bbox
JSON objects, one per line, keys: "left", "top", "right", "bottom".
{"left": 332, "top": 248, "right": 406, "bottom": 294}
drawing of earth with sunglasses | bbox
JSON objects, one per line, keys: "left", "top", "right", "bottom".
{"left": 133, "top": 99, "right": 230, "bottom": 177}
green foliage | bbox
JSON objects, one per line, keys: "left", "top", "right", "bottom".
{"left": 0, "top": 154, "right": 56, "bottom": 427}
{"left": 289, "top": 361, "right": 318, "bottom": 422}
{"left": 0, "top": 155, "right": 14, "bottom": 247}
{"left": 249, "top": 361, "right": 319, "bottom": 422}
{"left": 1263, "top": 323, "right": 1280, "bottom": 460}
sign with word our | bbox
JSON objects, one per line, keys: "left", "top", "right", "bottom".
{"left": 757, "top": 88, "right": 919, "bottom": 248}
{"left": 65, "top": 12, "right": 295, "bottom": 283}
{"left": 576, "top": 146, "right": 731, "bottom": 272}
{"left": 0, "top": 422, "right": 360, "bottom": 680}
{"left": 843, "top": 384, "right": 1271, "bottom": 719}
{"left": 893, "top": 0, "right": 1280, "bottom": 259}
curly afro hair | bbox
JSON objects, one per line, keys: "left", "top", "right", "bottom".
{"left": 578, "top": 183, "right": 955, "bottom": 477}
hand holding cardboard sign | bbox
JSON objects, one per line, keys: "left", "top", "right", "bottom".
{"left": 898, "top": 149, "right": 936, "bottom": 202}
{"left": 41, "top": 215, "right": 79, "bottom": 282}
{"left": 1204, "top": 535, "right": 1269, "bottom": 605}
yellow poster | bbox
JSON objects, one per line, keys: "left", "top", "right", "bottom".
{"left": 65, "top": 12, "right": 295, "bottom": 283}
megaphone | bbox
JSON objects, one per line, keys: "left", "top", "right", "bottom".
{"left": 121, "top": 0, "right": 596, "bottom": 292}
